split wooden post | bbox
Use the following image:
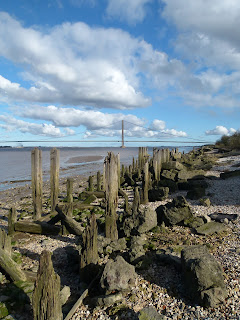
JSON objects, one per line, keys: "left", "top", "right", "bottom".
{"left": 31, "top": 148, "right": 43, "bottom": 220}
{"left": 50, "top": 148, "right": 60, "bottom": 213}
{"left": 8, "top": 207, "right": 17, "bottom": 236}
{"left": 104, "top": 152, "right": 119, "bottom": 240}
{"left": 32, "top": 250, "right": 62, "bottom": 320}
{"left": 142, "top": 161, "right": 149, "bottom": 204}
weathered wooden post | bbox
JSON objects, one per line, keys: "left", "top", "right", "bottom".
{"left": 117, "top": 153, "right": 121, "bottom": 189}
{"left": 104, "top": 152, "right": 119, "bottom": 240}
{"left": 88, "top": 175, "right": 94, "bottom": 191}
{"left": 102, "top": 162, "right": 106, "bottom": 192}
{"left": 0, "top": 228, "right": 11, "bottom": 255}
{"left": 32, "top": 250, "right": 62, "bottom": 320}
{"left": 80, "top": 214, "right": 98, "bottom": 282}
{"left": 132, "top": 187, "right": 140, "bottom": 216}
{"left": 96, "top": 171, "right": 101, "bottom": 192}
{"left": 8, "top": 207, "right": 17, "bottom": 236}
{"left": 66, "top": 178, "right": 73, "bottom": 217}
{"left": 142, "top": 161, "right": 149, "bottom": 204}
{"left": 31, "top": 148, "right": 42, "bottom": 220}
{"left": 132, "top": 157, "right": 135, "bottom": 172}
{"left": 50, "top": 148, "right": 60, "bottom": 213}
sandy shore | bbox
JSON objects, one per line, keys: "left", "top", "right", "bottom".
{"left": 66, "top": 155, "right": 104, "bottom": 164}
{"left": 0, "top": 152, "right": 240, "bottom": 319}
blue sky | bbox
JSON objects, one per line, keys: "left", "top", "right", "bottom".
{"left": 0, "top": 0, "right": 240, "bottom": 147}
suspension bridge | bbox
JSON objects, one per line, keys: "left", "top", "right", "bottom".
{"left": 0, "top": 120, "right": 213, "bottom": 147}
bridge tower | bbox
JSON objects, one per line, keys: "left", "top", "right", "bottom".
{"left": 121, "top": 120, "right": 126, "bottom": 148}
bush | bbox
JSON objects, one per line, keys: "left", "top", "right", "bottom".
{"left": 216, "top": 132, "right": 240, "bottom": 150}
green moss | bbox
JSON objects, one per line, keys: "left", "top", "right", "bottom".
{"left": 11, "top": 252, "right": 22, "bottom": 264}
{"left": 0, "top": 302, "right": 8, "bottom": 318}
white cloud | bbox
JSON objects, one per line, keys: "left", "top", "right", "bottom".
{"left": 0, "top": 115, "right": 73, "bottom": 137}
{"left": 13, "top": 105, "right": 187, "bottom": 138}
{"left": 0, "top": 12, "right": 151, "bottom": 109}
{"left": 205, "top": 126, "right": 237, "bottom": 136}
{"left": 106, "top": 0, "right": 152, "bottom": 25}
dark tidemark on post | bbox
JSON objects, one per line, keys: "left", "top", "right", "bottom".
{"left": 32, "top": 250, "right": 62, "bottom": 320}
{"left": 142, "top": 161, "right": 149, "bottom": 204}
{"left": 80, "top": 213, "right": 98, "bottom": 282}
{"left": 104, "top": 152, "right": 119, "bottom": 241}
{"left": 31, "top": 148, "right": 43, "bottom": 220}
{"left": 50, "top": 148, "right": 60, "bottom": 213}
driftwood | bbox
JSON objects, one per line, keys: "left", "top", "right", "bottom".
{"left": 55, "top": 205, "right": 83, "bottom": 235}
{"left": 14, "top": 221, "right": 62, "bottom": 235}
{"left": 32, "top": 250, "right": 62, "bottom": 320}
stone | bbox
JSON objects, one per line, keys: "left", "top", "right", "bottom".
{"left": 220, "top": 169, "right": 240, "bottom": 179}
{"left": 60, "top": 286, "right": 71, "bottom": 305}
{"left": 138, "top": 306, "right": 166, "bottom": 320}
{"left": 148, "top": 187, "right": 169, "bottom": 202}
{"left": 110, "top": 238, "right": 127, "bottom": 251}
{"left": 161, "top": 161, "right": 185, "bottom": 171}
{"left": 195, "top": 221, "right": 228, "bottom": 235}
{"left": 209, "top": 213, "right": 238, "bottom": 223}
{"left": 94, "top": 292, "right": 123, "bottom": 307}
{"left": 100, "top": 256, "right": 137, "bottom": 294}
{"left": 156, "top": 196, "right": 193, "bottom": 226}
{"left": 129, "top": 235, "right": 147, "bottom": 263}
{"left": 177, "top": 170, "right": 205, "bottom": 181}
{"left": 181, "top": 245, "right": 227, "bottom": 307}
{"left": 199, "top": 198, "right": 211, "bottom": 207}
{"left": 161, "top": 170, "right": 176, "bottom": 181}
{"left": 0, "top": 302, "right": 8, "bottom": 318}
{"left": 158, "top": 180, "right": 178, "bottom": 192}
{"left": 187, "top": 187, "right": 206, "bottom": 200}
{"left": 184, "top": 216, "right": 205, "bottom": 228}
{"left": 137, "top": 207, "right": 157, "bottom": 234}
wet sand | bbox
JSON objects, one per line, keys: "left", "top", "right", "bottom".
{"left": 66, "top": 155, "right": 104, "bottom": 164}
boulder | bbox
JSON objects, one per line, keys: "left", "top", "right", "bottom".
{"left": 138, "top": 306, "right": 165, "bottom": 320}
{"left": 161, "top": 170, "right": 177, "bottom": 181}
{"left": 220, "top": 169, "right": 240, "bottom": 179}
{"left": 181, "top": 245, "right": 227, "bottom": 307}
{"left": 177, "top": 170, "right": 205, "bottom": 181}
{"left": 156, "top": 196, "right": 193, "bottom": 226}
{"left": 129, "top": 235, "right": 147, "bottom": 263}
{"left": 148, "top": 187, "right": 169, "bottom": 202}
{"left": 158, "top": 180, "right": 178, "bottom": 192}
{"left": 195, "top": 221, "right": 229, "bottom": 235}
{"left": 199, "top": 198, "right": 211, "bottom": 207}
{"left": 183, "top": 216, "right": 205, "bottom": 228}
{"left": 161, "top": 161, "right": 185, "bottom": 171}
{"left": 187, "top": 187, "right": 206, "bottom": 200}
{"left": 209, "top": 213, "right": 238, "bottom": 223}
{"left": 137, "top": 207, "right": 157, "bottom": 234}
{"left": 100, "top": 256, "right": 137, "bottom": 294}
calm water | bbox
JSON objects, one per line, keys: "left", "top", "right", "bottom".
{"left": 0, "top": 146, "right": 194, "bottom": 191}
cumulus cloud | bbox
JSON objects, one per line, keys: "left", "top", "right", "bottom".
{"left": 0, "top": 12, "right": 152, "bottom": 109}
{"left": 0, "top": 115, "right": 73, "bottom": 137}
{"left": 12, "top": 105, "right": 187, "bottom": 138}
{"left": 106, "top": 0, "right": 152, "bottom": 25}
{"left": 205, "top": 126, "right": 237, "bottom": 136}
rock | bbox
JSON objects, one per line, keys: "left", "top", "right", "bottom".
{"left": 161, "top": 170, "right": 176, "bottom": 181}
{"left": 199, "top": 198, "right": 211, "bottom": 207}
{"left": 138, "top": 306, "right": 166, "bottom": 320}
{"left": 181, "top": 245, "right": 227, "bottom": 307}
{"left": 178, "top": 180, "right": 209, "bottom": 191}
{"left": 195, "top": 221, "right": 228, "bottom": 235}
{"left": 0, "top": 302, "right": 8, "bottom": 318}
{"left": 94, "top": 292, "right": 123, "bottom": 307}
{"left": 155, "top": 249, "right": 181, "bottom": 271}
{"left": 161, "top": 161, "right": 185, "bottom": 171}
{"left": 158, "top": 180, "right": 178, "bottom": 192}
{"left": 183, "top": 216, "right": 205, "bottom": 228}
{"left": 177, "top": 170, "right": 205, "bottom": 181}
{"left": 122, "top": 217, "right": 138, "bottom": 237}
{"left": 110, "top": 238, "right": 127, "bottom": 251}
{"left": 60, "top": 286, "right": 71, "bottom": 305}
{"left": 148, "top": 187, "right": 169, "bottom": 202}
{"left": 209, "top": 213, "right": 238, "bottom": 223}
{"left": 129, "top": 235, "right": 147, "bottom": 263}
{"left": 100, "top": 256, "right": 137, "bottom": 294}
{"left": 220, "top": 169, "right": 240, "bottom": 179}
{"left": 156, "top": 196, "right": 193, "bottom": 226}
{"left": 137, "top": 207, "right": 157, "bottom": 234}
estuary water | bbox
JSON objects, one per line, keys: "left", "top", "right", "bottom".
{"left": 0, "top": 146, "right": 194, "bottom": 191}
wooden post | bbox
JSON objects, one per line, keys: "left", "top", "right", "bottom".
{"left": 0, "top": 228, "right": 11, "bottom": 255}
{"left": 32, "top": 250, "right": 62, "bottom": 320}
{"left": 96, "top": 171, "right": 101, "bottom": 192}
{"left": 8, "top": 207, "right": 17, "bottom": 236}
{"left": 142, "top": 161, "right": 149, "bottom": 204}
{"left": 119, "top": 189, "right": 129, "bottom": 215}
{"left": 121, "top": 164, "right": 125, "bottom": 178}
{"left": 50, "top": 148, "right": 60, "bottom": 213}
{"left": 132, "top": 187, "right": 140, "bottom": 216}
{"left": 31, "top": 148, "right": 42, "bottom": 220}
{"left": 80, "top": 214, "right": 98, "bottom": 282}
{"left": 117, "top": 153, "right": 121, "bottom": 189}
{"left": 88, "top": 175, "right": 93, "bottom": 191}
{"left": 66, "top": 178, "right": 73, "bottom": 217}
{"left": 104, "top": 152, "right": 119, "bottom": 240}
{"left": 132, "top": 157, "right": 135, "bottom": 172}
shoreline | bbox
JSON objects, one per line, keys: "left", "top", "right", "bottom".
{"left": 0, "top": 149, "right": 240, "bottom": 319}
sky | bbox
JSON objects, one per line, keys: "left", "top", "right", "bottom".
{"left": 0, "top": 0, "right": 240, "bottom": 147}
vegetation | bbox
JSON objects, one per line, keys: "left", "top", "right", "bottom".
{"left": 215, "top": 132, "right": 240, "bottom": 150}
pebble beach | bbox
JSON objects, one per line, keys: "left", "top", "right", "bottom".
{"left": 0, "top": 151, "right": 240, "bottom": 320}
